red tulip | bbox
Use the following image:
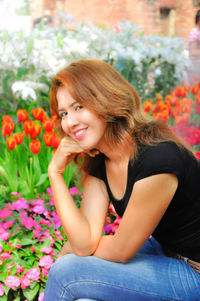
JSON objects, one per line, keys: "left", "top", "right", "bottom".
{"left": 23, "top": 120, "right": 35, "bottom": 136}
{"left": 1, "top": 121, "right": 15, "bottom": 137}
{"left": 32, "top": 108, "right": 46, "bottom": 122}
{"left": 30, "top": 140, "right": 41, "bottom": 154}
{"left": 13, "top": 133, "right": 24, "bottom": 145}
{"left": 43, "top": 119, "right": 54, "bottom": 132}
{"left": 7, "top": 136, "right": 16, "bottom": 150}
{"left": 30, "top": 124, "right": 41, "bottom": 139}
{"left": 2, "top": 115, "right": 12, "bottom": 123}
{"left": 43, "top": 132, "right": 59, "bottom": 148}
{"left": 17, "top": 109, "right": 29, "bottom": 123}
{"left": 191, "top": 85, "right": 199, "bottom": 95}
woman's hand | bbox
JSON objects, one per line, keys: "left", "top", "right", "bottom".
{"left": 48, "top": 136, "right": 83, "bottom": 175}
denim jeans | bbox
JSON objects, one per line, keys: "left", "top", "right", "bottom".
{"left": 44, "top": 237, "right": 200, "bottom": 301}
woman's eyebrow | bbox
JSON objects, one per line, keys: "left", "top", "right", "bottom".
{"left": 57, "top": 101, "right": 77, "bottom": 112}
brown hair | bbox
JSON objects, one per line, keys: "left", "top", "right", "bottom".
{"left": 50, "top": 59, "right": 193, "bottom": 172}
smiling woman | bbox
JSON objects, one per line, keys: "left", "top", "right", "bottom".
{"left": 44, "top": 59, "right": 200, "bottom": 301}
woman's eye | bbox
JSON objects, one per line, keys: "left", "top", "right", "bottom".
{"left": 75, "top": 105, "right": 83, "bottom": 111}
{"left": 60, "top": 112, "right": 67, "bottom": 118}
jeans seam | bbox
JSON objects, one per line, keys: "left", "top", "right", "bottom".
{"left": 61, "top": 279, "right": 182, "bottom": 301}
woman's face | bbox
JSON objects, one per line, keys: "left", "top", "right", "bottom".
{"left": 56, "top": 86, "right": 107, "bottom": 151}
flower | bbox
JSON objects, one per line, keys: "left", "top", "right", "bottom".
{"left": 25, "top": 267, "right": 40, "bottom": 281}
{"left": 13, "top": 133, "right": 24, "bottom": 145}
{"left": 0, "top": 282, "right": 5, "bottom": 296}
{"left": 17, "top": 109, "right": 29, "bottom": 123}
{"left": 39, "top": 255, "right": 54, "bottom": 270}
{"left": 43, "top": 131, "right": 59, "bottom": 148}
{"left": 69, "top": 187, "right": 79, "bottom": 195}
{"left": 12, "top": 198, "right": 28, "bottom": 210}
{"left": 0, "top": 208, "right": 12, "bottom": 219}
{"left": 196, "top": 152, "right": 200, "bottom": 160}
{"left": 43, "top": 118, "right": 54, "bottom": 132}
{"left": 7, "top": 136, "right": 16, "bottom": 150}
{"left": 5, "top": 276, "right": 20, "bottom": 290}
{"left": 1, "top": 121, "right": 15, "bottom": 137}
{"left": 30, "top": 139, "right": 41, "bottom": 154}
{"left": 40, "top": 246, "right": 53, "bottom": 254}
{"left": 20, "top": 275, "right": 31, "bottom": 289}
{"left": 30, "top": 123, "right": 41, "bottom": 139}
{"left": 32, "top": 108, "right": 46, "bottom": 122}
{"left": 39, "top": 292, "right": 44, "bottom": 301}
{"left": 21, "top": 217, "right": 34, "bottom": 229}
{"left": 2, "top": 115, "right": 12, "bottom": 123}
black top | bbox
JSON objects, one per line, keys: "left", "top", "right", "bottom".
{"left": 90, "top": 141, "right": 200, "bottom": 262}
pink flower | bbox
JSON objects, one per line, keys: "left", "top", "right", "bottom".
{"left": 16, "top": 265, "right": 25, "bottom": 274}
{"left": 5, "top": 276, "right": 20, "bottom": 290}
{"left": 54, "top": 230, "right": 65, "bottom": 241}
{"left": 47, "top": 187, "right": 53, "bottom": 195}
{"left": 0, "top": 252, "right": 12, "bottom": 260}
{"left": 0, "top": 229, "right": 10, "bottom": 240}
{"left": 0, "top": 208, "right": 12, "bottom": 219}
{"left": 39, "top": 292, "right": 44, "bottom": 301}
{"left": 39, "top": 255, "right": 54, "bottom": 270}
{"left": 11, "top": 192, "right": 21, "bottom": 196}
{"left": 32, "top": 205, "right": 46, "bottom": 215}
{"left": 69, "top": 187, "right": 79, "bottom": 195}
{"left": 19, "top": 211, "right": 27, "bottom": 218}
{"left": 40, "top": 246, "right": 53, "bottom": 254}
{"left": 52, "top": 212, "right": 61, "bottom": 229}
{"left": 12, "top": 198, "right": 28, "bottom": 210}
{"left": 21, "top": 217, "right": 34, "bottom": 229}
{"left": 26, "top": 267, "right": 40, "bottom": 281}
{"left": 0, "top": 282, "right": 5, "bottom": 296}
{"left": 20, "top": 276, "right": 31, "bottom": 289}
{"left": 30, "top": 246, "right": 35, "bottom": 252}
{"left": 49, "top": 196, "right": 55, "bottom": 205}
{"left": 0, "top": 242, "right": 2, "bottom": 253}
{"left": 40, "top": 218, "right": 51, "bottom": 226}
{"left": 2, "top": 219, "right": 15, "bottom": 229}
{"left": 42, "top": 268, "right": 49, "bottom": 277}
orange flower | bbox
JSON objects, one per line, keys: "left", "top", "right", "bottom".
{"left": 143, "top": 99, "right": 153, "bottom": 113}
{"left": 32, "top": 108, "right": 46, "bottom": 122}
{"left": 13, "top": 133, "right": 24, "bottom": 145}
{"left": 23, "top": 120, "right": 35, "bottom": 136}
{"left": 1, "top": 121, "right": 15, "bottom": 137}
{"left": 7, "top": 136, "right": 16, "bottom": 150}
{"left": 191, "top": 85, "right": 199, "bottom": 95}
{"left": 195, "top": 94, "right": 200, "bottom": 104}
{"left": 51, "top": 109, "right": 57, "bottom": 120}
{"left": 43, "top": 132, "right": 59, "bottom": 148}
{"left": 175, "top": 86, "right": 187, "bottom": 98}
{"left": 30, "top": 124, "right": 41, "bottom": 139}
{"left": 17, "top": 109, "right": 29, "bottom": 123}
{"left": 30, "top": 140, "right": 41, "bottom": 154}
{"left": 2, "top": 115, "right": 12, "bottom": 123}
{"left": 43, "top": 119, "right": 54, "bottom": 132}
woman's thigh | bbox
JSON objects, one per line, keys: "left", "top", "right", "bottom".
{"left": 44, "top": 238, "right": 200, "bottom": 301}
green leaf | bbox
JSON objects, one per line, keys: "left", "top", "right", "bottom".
{"left": 20, "top": 238, "right": 37, "bottom": 246}
{"left": 57, "top": 34, "right": 63, "bottom": 48}
{"left": 23, "top": 283, "right": 40, "bottom": 301}
{"left": 35, "top": 173, "right": 48, "bottom": 187}
{"left": 17, "top": 67, "right": 27, "bottom": 79}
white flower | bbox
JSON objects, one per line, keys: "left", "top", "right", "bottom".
{"left": 11, "top": 81, "right": 49, "bottom": 101}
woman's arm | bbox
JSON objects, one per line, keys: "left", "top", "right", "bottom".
{"left": 93, "top": 173, "right": 178, "bottom": 263}
{"left": 49, "top": 137, "right": 109, "bottom": 257}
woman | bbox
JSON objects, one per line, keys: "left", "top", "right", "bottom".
{"left": 44, "top": 59, "right": 200, "bottom": 301}
{"left": 188, "top": 10, "right": 200, "bottom": 84}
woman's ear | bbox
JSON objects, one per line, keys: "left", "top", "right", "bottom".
{"left": 86, "top": 149, "right": 100, "bottom": 157}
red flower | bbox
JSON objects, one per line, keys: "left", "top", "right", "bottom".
{"left": 2, "top": 115, "right": 12, "bottom": 123}
{"left": 32, "top": 108, "right": 46, "bottom": 122}
{"left": 23, "top": 120, "right": 35, "bottom": 136}
{"left": 43, "top": 132, "right": 59, "bottom": 148}
{"left": 1, "top": 121, "right": 15, "bottom": 137}
{"left": 30, "top": 124, "right": 41, "bottom": 139}
{"left": 191, "top": 85, "right": 199, "bottom": 95}
{"left": 43, "top": 119, "right": 54, "bottom": 132}
{"left": 30, "top": 140, "right": 41, "bottom": 154}
{"left": 13, "top": 133, "right": 24, "bottom": 145}
{"left": 196, "top": 152, "right": 200, "bottom": 160}
{"left": 17, "top": 110, "right": 29, "bottom": 123}
{"left": 7, "top": 137, "right": 16, "bottom": 150}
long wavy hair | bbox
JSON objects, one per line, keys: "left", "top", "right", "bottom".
{"left": 50, "top": 59, "right": 192, "bottom": 173}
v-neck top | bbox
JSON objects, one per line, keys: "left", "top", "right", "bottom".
{"left": 89, "top": 141, "right": 200, "bottom": 262}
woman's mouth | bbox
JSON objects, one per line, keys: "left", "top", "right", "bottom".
{"left": 73, "top": 128, "right": 87, "bottom": 140}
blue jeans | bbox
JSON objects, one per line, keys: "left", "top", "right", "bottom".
{"left": 44, "top": 237, "right": 200, "bottom": 300}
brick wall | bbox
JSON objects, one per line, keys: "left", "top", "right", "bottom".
{"left": 31, "top": 0, "right": 200, "bottom": 41}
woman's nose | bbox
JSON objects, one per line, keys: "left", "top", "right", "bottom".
{"left": 66, "top": 113, "right": 79, "bottom": 128}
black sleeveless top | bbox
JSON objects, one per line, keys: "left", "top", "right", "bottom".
{"left": 90, "top": 141, "right": 200, "bottom": 262}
